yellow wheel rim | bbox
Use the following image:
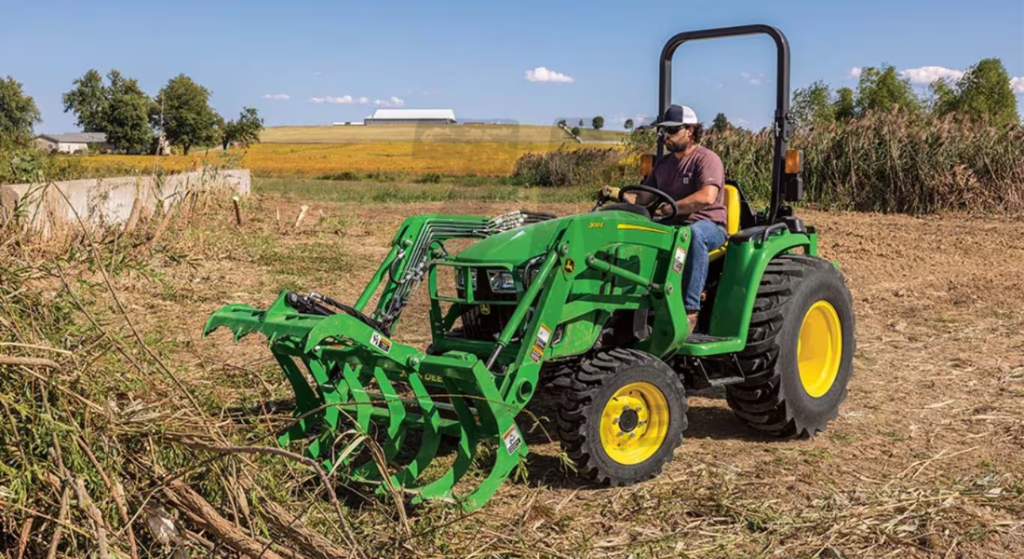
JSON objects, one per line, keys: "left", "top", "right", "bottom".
{"left": 599, "top": 382, "right": 670, "bottom": 465}
{"left": 797, "top": 300, "right": 843, "bottom": 398}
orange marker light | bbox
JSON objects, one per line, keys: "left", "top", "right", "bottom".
{"left": 640, "top": 154, "right": 654, "bottom": 178}
{"left": 785, "top": 150, "right": 803, "bottom": 174}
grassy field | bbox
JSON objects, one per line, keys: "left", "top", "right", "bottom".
{"left": 6, "top": 178, "right": 1023, "bottom": 558}
{"left": 260, "top": 124, "right": 626, "bottom": 144}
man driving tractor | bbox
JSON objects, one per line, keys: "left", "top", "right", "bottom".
{"left": 609, "top": 104, "right": 728, "bottom": 326}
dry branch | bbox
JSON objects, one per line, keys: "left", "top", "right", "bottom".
{"left": 0, "top": 355, "right": 60, "bottom": 369}
{"left": 163, "top": 478, "right": 293, "bottom": 559}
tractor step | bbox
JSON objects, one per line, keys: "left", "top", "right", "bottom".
{"left": 702, "top": 374, "right": 746, "bottom": 387}
{"left": 684, "top": 333, "right": 730, "bottom": 344}
{"left": 675, "top": 333, "right": 745, "bottom": 357}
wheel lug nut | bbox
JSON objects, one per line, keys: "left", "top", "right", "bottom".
{"left": 613, "top": 417, "right": 619, "bottom": 424}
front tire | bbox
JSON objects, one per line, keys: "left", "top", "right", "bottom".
{"left": 557, "top": 349, "right": 687, "bottom": 485}
{"left": 726, "top": 254, "right": 855, "bottom": 436}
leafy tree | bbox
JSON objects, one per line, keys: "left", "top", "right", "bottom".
{"left": 855, "top": 64, "right": 921, "bottom": 115}
{"left": 710, "top": 112, "right": 732, "bottom": 133}
{"left": 623, "top": 118, "right": 634, "bottom": 131}
{"left": 62, "top": 69, "right": 108, "bottom": 132}
{"left": 154, "top": 74, "right": 221, "bottom": 154}
{"left": 592, "top": 116, "right": 604, "bottom": 130}
{"left": 103, "top": 71, "right": 153, "bottom": 153}
{"left": 0, "top": 76, "right": 42, "bottom": 146}
{"left": 931, "top": 58, "right": 1018, "bottom": 127}
{"left": 570, "top": 126, "right": 581, "bottom": 137}
{"left": 833, "top": 87, "right": 856, "bottom": 122}
{"left": 62, "top": 69, "right": 153, "bottom": 152}
{"left": 578, "top": 119, "right": 584, "bottom": 127}
{"left": 557, "top": 119, "right": 567, "bottom": 127}
{"left": 222, "top": 106, "right": 263, "bottom": 150}
{"left": 792, "top": 80, "right": 835, "bottom": 128}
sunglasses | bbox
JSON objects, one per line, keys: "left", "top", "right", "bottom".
{"left": 658, "top": 125, "right": 685, "bottom": 135}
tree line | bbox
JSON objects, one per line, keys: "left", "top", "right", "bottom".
{"left": 0, "top": 70, "right": 264, "bottom": 154}
{"left": 707, "top": 58, "right": 1020, "bottom": 133}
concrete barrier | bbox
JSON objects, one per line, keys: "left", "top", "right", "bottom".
{"left": 2, "top": 169, "right": 250, "bottom": 237}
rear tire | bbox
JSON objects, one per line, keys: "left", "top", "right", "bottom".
{"left": 726, "top": 254, "right": 855, "bottom": 436}
{"left": 557, "top": 349, "right": 687, "bottom": 485}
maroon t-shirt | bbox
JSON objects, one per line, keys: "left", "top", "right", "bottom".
{"left": 643, "top": 145, "right": 727, "bottom": 226}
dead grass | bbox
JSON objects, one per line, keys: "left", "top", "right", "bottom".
{"left": 3, "top": 182, "right": 1023, "bottom": 558}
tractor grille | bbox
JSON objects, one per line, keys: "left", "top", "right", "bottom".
{"left": 454, "top": 268, "right": 519, "bottom": 341}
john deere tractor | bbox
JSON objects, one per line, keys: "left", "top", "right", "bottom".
{"left": 205, "top": 24, "right": 854, "bottom": 510}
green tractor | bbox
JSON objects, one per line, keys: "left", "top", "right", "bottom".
{"left": 204, "top": 24, "right": 855, "bottom": 510}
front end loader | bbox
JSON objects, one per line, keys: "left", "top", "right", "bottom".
{"left": 204, "top": 24, "right": 855, "bottom": 510}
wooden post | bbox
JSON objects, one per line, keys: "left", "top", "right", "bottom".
{"left": 293, "top": 205, "right": 309, "bottom": 230}
{"left": 232, "top": 196, "right": 242, "bottom": 227}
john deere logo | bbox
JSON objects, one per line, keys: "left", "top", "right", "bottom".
{"left": 564, "top": 259, "right": 575, "bottom": 274}
{"left": 480, "top": 304, "right": 491, "bottom": 315}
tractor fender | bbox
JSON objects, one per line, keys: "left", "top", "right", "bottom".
{"left": 706, "top": 230, "right": 817, "bottom": 342}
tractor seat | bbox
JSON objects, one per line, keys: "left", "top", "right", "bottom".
{"left": 708, "top": 184, "right": 741, "bottom": 262}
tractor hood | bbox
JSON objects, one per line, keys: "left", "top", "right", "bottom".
{"left": 454, "top": 210, "right": 659, "bottom": 266}
{"left": 455, "top": 215, "right": 571, "bottom": 266}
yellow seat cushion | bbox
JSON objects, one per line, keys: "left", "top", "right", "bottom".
{"left": 707, "top": 184, "right": 739, "bottom": 262}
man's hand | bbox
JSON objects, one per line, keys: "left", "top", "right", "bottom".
{"left": 600, "top": 185, "right": 621, "bottom": 201}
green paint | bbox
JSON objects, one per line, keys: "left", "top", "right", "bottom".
{"left": 203, "top": 210, "right": 818, "bottom": 510}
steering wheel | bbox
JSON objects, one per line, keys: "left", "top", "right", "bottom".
{"left": 618, "top": 185, "right": 678, "bottom": 222}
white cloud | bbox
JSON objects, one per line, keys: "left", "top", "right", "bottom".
{"left": 741, "top": 72, "right": 764, "bottom": 85}
{"left": 312, "top": 71, "right": 323, "bottom": 76}
{"left": 310, "top": 95, "right": 356, "bottom": 104}
{"left": 374, "top": 96, "right": 405, "bottom": 108}
{"left": 262, "top": 93, "right": 290, "bottom": 101}
{"left": 900, "top": 66, "right": 965, "bottom": 84}
{"left": 1011, "top": 77, "right": 1024, "bottom": 94}
{"left": 358, "top": 97, "right": 369, "bottom": 104}
{"left": 848, "top": 67, "right": 862, "bottom": 78}
{"left": 525, "top": 67, "right": 574, "bottom": 83}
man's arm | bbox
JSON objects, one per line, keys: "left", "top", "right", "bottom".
{"left": 655, "top": 185, "right": 718, "bottom": 216}
{"left": 623, "top": 169, "right": 659, "bottom": 205}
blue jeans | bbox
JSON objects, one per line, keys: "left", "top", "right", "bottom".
{"left": 682, "top": 220, "right": 727, "bottom": 312}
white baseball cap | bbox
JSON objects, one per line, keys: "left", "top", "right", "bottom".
{"left": 653, "top": 104, "right": 699, "bottom": 126}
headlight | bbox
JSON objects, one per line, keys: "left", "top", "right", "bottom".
{"left": 455, "top": 269, "right": 478, "bottom": 290}
{"left": 487, "top": 270, "right": 516, "bottom": 293}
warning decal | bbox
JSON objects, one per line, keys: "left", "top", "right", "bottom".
{"left": 528, "top": 324, "right": 552, "bottom": 363}
{"left": 673, "top": 246, "right": 687, "bottom": 274}
{"left": 502, "top": 425, "right": 522, "bottom": 455}
{"left": 370, "top": 332, "right": 392, "bottom": 354}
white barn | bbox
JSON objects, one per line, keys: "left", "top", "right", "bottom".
{"left": 364, "top": 109, "right": 456, "bottom": 126}
{"left": 34, "top": 133, "right": 111, "bottom": 154}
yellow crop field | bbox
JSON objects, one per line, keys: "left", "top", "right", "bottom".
{"left": 260, "top": 124, "right": 595, "bottom": 144}
{"left": 81, "top": 140, "right": 612, "bottom": 177}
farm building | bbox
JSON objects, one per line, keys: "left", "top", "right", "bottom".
{"left": 34, "top": 133, "right": 111, "bottom": 154}
{"left": 364, "top": 109, "right": 456, "bottom": 126}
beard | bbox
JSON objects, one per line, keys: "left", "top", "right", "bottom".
{"left": 664, "top": 137, "right": 691, "bottom": 153}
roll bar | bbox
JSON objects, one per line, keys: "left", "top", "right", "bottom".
{"left": 658, "top": 24, "right": 794, "bottom": 223}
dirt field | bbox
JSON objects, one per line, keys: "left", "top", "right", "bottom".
{"left": 110, "top": 190, "right": 1024, "bottom": 558}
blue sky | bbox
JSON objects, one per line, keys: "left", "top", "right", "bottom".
{"left": 5, "top": 0, "right": 1023, "bottom": 133}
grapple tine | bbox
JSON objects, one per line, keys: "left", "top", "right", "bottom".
{"left": 386, "top": 373, "right": 442, "bottom": 488}
{"left": 411, "top": 380, "right": 479, "bottom": 502}
{"left": 351, "top": 367, "right": 408, "bottom": 480}
{"left": 273, "top": 353, "right": 323, "bottom": 449}
{"left": 447, "top": 367, "right": 527, "bottom": 510}
{"left": 302, "top": 357, "right": 346, "bottom": 464}
{"left": 202, "top": 304, "right": 264, "bottom": 340}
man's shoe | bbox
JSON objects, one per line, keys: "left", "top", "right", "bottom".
{"left": 686, "top": 312, "right": 699, "bottom": 333}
